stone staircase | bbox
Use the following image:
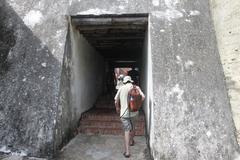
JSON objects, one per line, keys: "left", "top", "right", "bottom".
{"left": 77, "top": 95, "right": 145, "bottom": 135}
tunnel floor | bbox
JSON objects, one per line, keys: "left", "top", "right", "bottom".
{"left": 55, "top": 134, "right": 151, "bottom": 160}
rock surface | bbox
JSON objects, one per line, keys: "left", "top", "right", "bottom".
{"left": 0, "top": 0, "right": 61, "bottom": 157}
{"left": 0, "top": 154, "right": 47, "bottom": 160}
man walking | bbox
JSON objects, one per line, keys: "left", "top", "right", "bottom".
{"left": 114, "top": 76, "right": 145, "bottom": 158}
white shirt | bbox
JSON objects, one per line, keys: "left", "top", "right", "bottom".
{"left": 116, "top": 80, "right": 124, "bottom": 90}
{"left": 114, "top": 83, "right": 144, "bottom": 118}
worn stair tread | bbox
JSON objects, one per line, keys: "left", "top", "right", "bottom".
{"left": 79, "top": 121, "right": 145, "bottom": 129}
{"left": 81, "top": 111, "right": 145, "bottom": 121}
{"left": 78, "top": 127, "right": 145, "bottom": 135}
{"left": 78, "top": 128, "right": 123, "bottom": 135}
{"left": 81, "top": 115, "right": 145, "bottom": 122}
{"left": 79, "top": 127, "right": 144, "bottom": 131}
{"left": 82, "top": 111, "right": 145, "bottom": 116}
{"left": 78, "top": 97, "right": 146, "bottom": 136}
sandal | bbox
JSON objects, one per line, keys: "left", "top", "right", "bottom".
{"left": 123, "top": 152, "right": 130, "bottom": 158}
{"left": 130, "top": 140, "right": 135, "bottom": 146}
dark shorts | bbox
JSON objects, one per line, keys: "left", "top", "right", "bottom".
{"left": 120, "top": 116, "right": 137, "bottom": 131}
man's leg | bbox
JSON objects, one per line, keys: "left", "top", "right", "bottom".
{"left": 130, "top": 130, "right": 135, "bottom": 146}
{"left": 121, "top": 118, "right": 131, "bottom": 157}
{"left": 129, "top": 117, "right": 136, "bottom": 146}
{"left": 124, "top": 130, "right": 130, "bottom": 155}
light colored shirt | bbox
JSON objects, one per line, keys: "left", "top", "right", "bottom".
{"left": 114, "top": 83, "right": 145, "bottom": 118}
{"left": 116, "top": 80, "right": 124, "bottom": 90}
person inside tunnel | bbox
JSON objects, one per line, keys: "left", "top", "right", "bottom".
{"left": 127, "top": 67, "right": 140, "bottom": 85}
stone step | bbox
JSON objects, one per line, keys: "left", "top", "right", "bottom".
{"left": 81, "top": 114, "right": 145, "bottom": 122}
{"left": 81, "top": 109, "right": 145, "bottom": 121}
{"left": 78, "top": 127, "right": 145, "bottom": 136}
{"left": 78, "top": 103, "right": 146, "bottom": 136}
{"left": 78, "top": 127, "right": 122, "bottom": 135}
{"left": 79, "top": 120, "right": 145, "bottom": 129}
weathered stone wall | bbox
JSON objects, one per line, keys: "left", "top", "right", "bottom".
{"left": 142, "top": 30, "right": 149, "bottom": 133}
{"left": 0, "top": 0, "right": 239, "bottom": 159}
{"left": 55, "top": 21, "right": 105, "bottom": 150}
{"left": 209, "top": 0, "right": 240, "bottom": 143}
{"left": 0, "top": 0, "right": 66, "bottom": 157}
{"left": 149, "top": 0, "right": 239, "bottom": 158}
{"left": 0, "top": 2, "right": 15, "bottom": 70}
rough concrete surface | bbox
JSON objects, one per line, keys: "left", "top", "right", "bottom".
{"left": 0, "top": 154, "right": 47, "bottom": 160}
{"left": 0, "top": 0, "right": 62, "bottom": 157}
{"left": 149, "top": 0, "right": 240, "bottom": 159}
{"left": 55, "top": 134, "right": 151, "bottom": 160}
{"left": 209, "top": 0, "right": 240, "bottom": 143}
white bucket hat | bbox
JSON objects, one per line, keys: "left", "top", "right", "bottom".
{"left": 123, "top": 76, "right": 133, "bottom": 83}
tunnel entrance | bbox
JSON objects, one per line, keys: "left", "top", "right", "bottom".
{"left": 61, "top": 14, "right": 151, "bottom": 139}
{"left": 71, "top": 14, "right": 148, "bottom": 96}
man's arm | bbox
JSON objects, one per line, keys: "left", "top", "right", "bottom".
{"left": 114, "top": 89, "right": 121, "bottom": 114}
{"left": 137, "top": 86, "right": 145, "bottom": 101}
{"left": 115, "top": 100, "right": 120, "bottom": 114}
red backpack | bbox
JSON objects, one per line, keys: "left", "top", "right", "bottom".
{"left": 128, "top": 85, "right": 143, "bottom": 112}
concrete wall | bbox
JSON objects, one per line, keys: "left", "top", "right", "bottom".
{"left": 70, "top": 20, "right": 105, "bottom": 126}
{"left": 148, "top": 1, "right": 239, "bottom": 158}
{"left": 140, "top": 27, "right": 149, "bottom": 133}
{"left": 0, "top": 0, "right": 239, "bottom": 159}
{"left": 140, "top": 26, "right": 154, "bottom": 140}
{"left": 0, "top": 2, "right": 15, "bottom": 68}
{"left": 209, "top": 0, "right": 240, "bottom": 143}
{"left": 0, "top": 0, "right": 65, "bottom": 157}
{"left": 55, "top": 20, "right": 105, "bottom": 151}
{"left": 68, "top": 1, "right": 239, "bottom": 159}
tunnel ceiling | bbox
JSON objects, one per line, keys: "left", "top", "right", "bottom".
{"left": 71, "top": 14, "right": 148, "bottom": 62}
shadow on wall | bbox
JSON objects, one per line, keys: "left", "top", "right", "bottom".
{"left": 0, "top": 0, "right": 61, "bottom": 157}
{"left": 0, "top": 2, "right": 15, "bottom": 75}
{"left": 55, "top": 24, "right": 74, "bottom": 152}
